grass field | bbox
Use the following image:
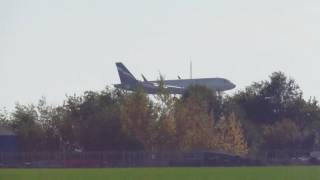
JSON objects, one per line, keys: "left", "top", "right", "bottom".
{"left": 0, "top": 166, "right": 319, "bottom": 180}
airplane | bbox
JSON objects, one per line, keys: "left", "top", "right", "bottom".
{"left": 113, "top": 62, "right": 236, "bottom": 94}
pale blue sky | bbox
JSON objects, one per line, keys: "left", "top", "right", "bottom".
{"left": 1, "top": 0, "right": 320, "bottom": 110}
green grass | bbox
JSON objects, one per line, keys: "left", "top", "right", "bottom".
{"left": 0, "top": 166, "right": 319, "bottom": 180}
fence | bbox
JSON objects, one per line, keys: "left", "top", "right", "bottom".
{"left": 0, "top": 150, "right": 318, "bottom": 168}
{"left": 0, "top": 151, "right": 184, "bottom": 168}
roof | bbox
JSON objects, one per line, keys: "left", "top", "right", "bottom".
{"left": 0, "top": 126, "right": 16, "bottom": 136}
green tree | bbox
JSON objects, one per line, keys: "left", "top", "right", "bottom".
{"left": 230, "top": 72, "right": 320, "bottom": 154}
{"left": 11, "top": 104, "right": 44, "bottom": 152}
{"left": 232, "top": 72, "right": 302, "bottom": 124}
{"left": 36, "top": 97, "right": 60, "bottom": 151}
{"left": 0, "top": 108, "right": 10, "bottom": 128}
{"left": 60, "top": 88, "right": 142, "bottom": 151}
{"left": 262, "top": 119, "right": 314, "bottom": 151}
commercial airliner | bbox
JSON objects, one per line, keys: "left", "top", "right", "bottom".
{"left": 114, "top": 62, "right": 235, "bottom": 94}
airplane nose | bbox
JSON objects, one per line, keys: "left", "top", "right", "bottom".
{"left": 230, "top": 82, "right": 236, "bottom": 89}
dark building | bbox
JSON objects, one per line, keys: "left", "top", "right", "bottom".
{"left": 0, "top": 127, "right": 17, "bottom": 152}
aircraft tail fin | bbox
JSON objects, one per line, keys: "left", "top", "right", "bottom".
{"left": 116, "top": 62, "right": 137, "bottom": 84}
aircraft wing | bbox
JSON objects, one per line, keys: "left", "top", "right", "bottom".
{"left": 150, "top": 79, "right": 190, "bottom": 88}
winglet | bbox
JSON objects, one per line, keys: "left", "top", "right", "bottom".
{"left": 141, "top": 74, "right": 148, "bottom": 82}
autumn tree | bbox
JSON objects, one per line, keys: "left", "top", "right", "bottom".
{"left": 119, "top": 87, "right": 156, "bottom": 151}
{"left": 216, "top": 113, "right": 249, "bottom": 156}
{"left": 152, "top": 77, "right": 177, "bottom": 151}
{"left": 174, "top": 98, "right": 216, "bottom": 151}
{"left": 174, "top": 86, "right": 219, "bottom": 151}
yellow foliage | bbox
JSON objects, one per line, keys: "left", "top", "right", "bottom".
{"left": 119, "top": 88, "right": 249, "bottom": 155}
{"left": 217, "top": 113, "right": 249, "bottom": 156}
{"left": 119, "top": 89, "right": 155, "bottom": 150}
{"left": 174, "top": 97, "right": 218, "bottom": 151}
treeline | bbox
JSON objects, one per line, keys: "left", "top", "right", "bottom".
{"left": 0, "top": 72, "right": 320, "bottom": 156}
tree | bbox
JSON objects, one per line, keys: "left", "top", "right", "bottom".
{"left": 230, "top": 72, "right": 320, "bottom": 154}
{"left": 174, "top": 86, "right": 249, "bottom": 154}
{"left": 174, "top": 86, "right": 219, "bottom": 151}
{"left": 11, "top": 104, "right": 44, "bottom": 152}
{"left": 174, "top": 96, "right": 217, "bottom": 151}
{"left": 2, "top": 70, "right": 319, "bottom": 156}
{"left": 0, "top": 108, "right": 10, "bottom": 128}
{"left": 216, "top": 113, "right": 249, "bottom": 156}
{"left": 182, "top": 85, "right": 224, "bottom": 120}
{"left": 232, "top": 72, "right": 303, "bottom": 124}
{"left": 59, "top": 88, "right": 142, "bottom": 151}
{"left": 152, "top": 77, "right": 178, "bottom": 151}
{"left": 36, "top": 97, "right": 60, "bottom": 151}
{"left": 119, "top": 87, "right": 156, "bottom": 151}
{"left": 262, "top": 119, "right": 315, "bottom": 152}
